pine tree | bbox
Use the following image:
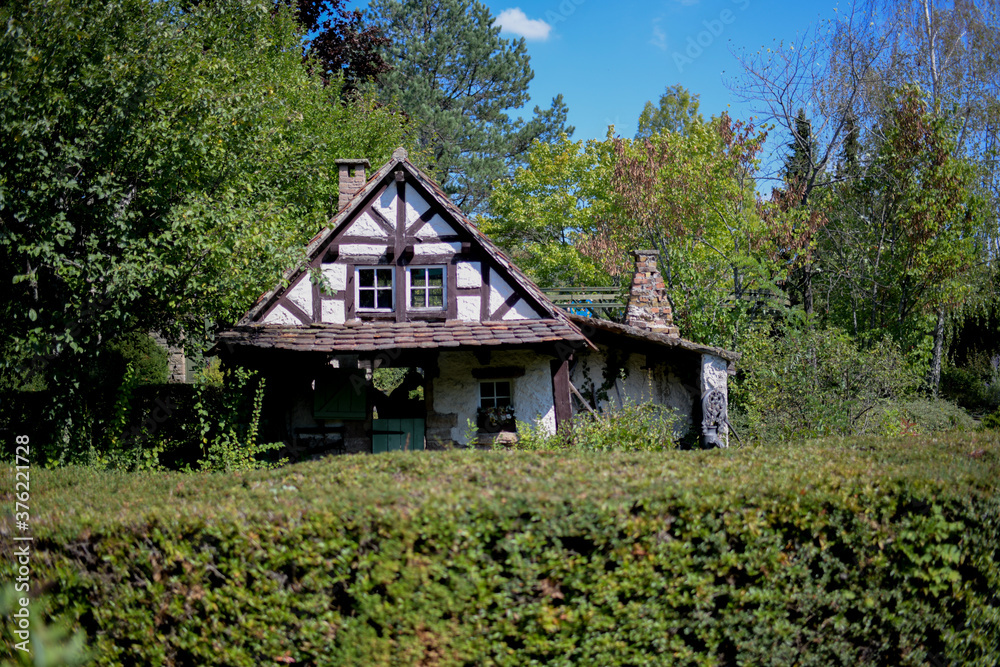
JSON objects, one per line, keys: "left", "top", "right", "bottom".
{"left": 368, "top": 0, "right": 573, "bottom": 212}
{"left": 784, "top": 108, "right": 816, "bottom": 188}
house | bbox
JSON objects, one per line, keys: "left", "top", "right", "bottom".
{"left": 217, "top": 149, "right": 738, "bottom": 457}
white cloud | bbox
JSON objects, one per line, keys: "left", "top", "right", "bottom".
{"left": 495, "top": 8, "right": 552, "bottom": 41}
{"left": 650, "top": 18, "right": 667, "bottom": 51}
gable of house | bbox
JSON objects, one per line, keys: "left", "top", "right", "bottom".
{"left": 241, "top": 149, "right": 562, "bottom": 332}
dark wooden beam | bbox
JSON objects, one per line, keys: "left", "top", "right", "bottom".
{"left": 471, "top": 366, "right": 525, "bottom": 379}
{"left": 551, "top": 357, "right": 572, "bottom": 432}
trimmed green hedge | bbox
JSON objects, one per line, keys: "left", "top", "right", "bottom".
{"left": 3, "top": 434, "right": 1000, "bottom": 665}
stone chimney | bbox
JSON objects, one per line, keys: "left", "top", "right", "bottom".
{"left": 336, "top": 158, "right": 370, "bottom": 209}
{"left": 626, "top": 249, "right": 680, "bottom": 337}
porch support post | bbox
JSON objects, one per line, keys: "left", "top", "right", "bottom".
{"left": 551, "top": 355, "right": 572, "bottom": 433}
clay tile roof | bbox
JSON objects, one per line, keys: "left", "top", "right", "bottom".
{"left": 218, "top": 319, "right": 588, "bottom": 354}
{"left": 566, "top": 313, "right": 740, "bottom": 362}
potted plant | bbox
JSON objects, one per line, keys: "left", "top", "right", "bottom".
{"left": 477, "top": 404, "right": 516, "bottom": 433}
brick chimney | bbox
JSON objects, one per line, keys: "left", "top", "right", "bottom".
{"left": 626, "top": 249, "right": 680, "bottom": 337}
{"left": 336, "top": 158, "right": 370, "bottom": 209}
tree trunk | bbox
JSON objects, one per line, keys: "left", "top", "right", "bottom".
{"left": 929, "top": 306, "right": 945, "bottom": 397}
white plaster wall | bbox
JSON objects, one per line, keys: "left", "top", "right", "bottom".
{"left": 414, "top": 241, "right": 461, "bottom": 257}
{"left": 321, "top": 299, "right": 345, "bottom": 324}
{"left": 488, "top": 269, "right": 515, "bottom": 314}
{"left": 286, "top": 275, "right": 312, "bottom": 315}
{"left": 457, "top": 295, "right": 481, "bottom": 321}
{"left": 404, "top": 184, "right": 430, "bottom": 225}
{"left": 263, "top": 304, "right": 301, "bottom": 326}
{"left": 415, "top": 214, "right": 457, "bottom": 239}
{"left": 457, "top": 261, "right": 482, "bottom": 288}
{"left": 569, "top": 348, "right": 695, "bottom": 437}
{"left": 502, "top": 298, "right": 541, "bottom": 320}
{"left": 340, "top": 244, "right": 387, "bottom": 260}
{"left": 345, "top": 212, "right": 388, "bottom": 239}
{"left": 373, "top": 182, "right": 397, "bottom": 223}
{"left": 322, "top": 263, "right": 347, "bottom": 293}
{"left": 433, "top": 350, "right": 557, "bottom": 443}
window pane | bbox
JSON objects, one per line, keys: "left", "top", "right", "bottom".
{"left": 495, "top": 396, "right": 511, "bottom": 407}
{"left": 410, "top": 289, "right": 425, "bottom": 308}
{"left": 412, "top": 269, "right": 426, "bottom": 286}
{"left": 359, "top": 269, "right": 374, "bottom": 287}
{"left": 481, "top": 383, "right": 495, "bottom": 399}
{"left": 428, "top": 268, "right": 444, "bottom": 286}
{"left": 496, "top": 382, "right": 511, "bottom": 398}
{"left": 377, "top": 288, "right": 393, "bottom": 309}
{"left": 377, "top": 269, "right": 393, "bottom": 287}
{"left": 359, "top": 290, "right": 375, "bottom": 309}
{"left": 429, "top": 289, "right": 443, "bottom": 307}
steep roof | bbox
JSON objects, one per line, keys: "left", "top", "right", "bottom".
{"left": 228, "top": 148, "right": 592, "bottom": 351}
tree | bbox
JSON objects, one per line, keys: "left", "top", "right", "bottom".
{"left": 784, "top": 109, "right": 817, "bottom": 187}
{"left": 635, "top": 84, "right": 704, "bottom": 139}
{"left": 0, "top": 0, "right": 409, "bottom": 457}
{"left": 611, "top": 115, "right": 777, "bottom": 348}
{"left": 816, "top": 87, "right": 986, "bottom": 369}
{"left": 367, "top": 0, "right": 573, "bottom": 212}
{"left": 733, "top": 1, "right": 1000, "bottom": 393}
{"left": 483, "top": 133, "right": 616, "bottom": 288}
{"left": 290, "top": 0, "right": 391, "bottom": 92}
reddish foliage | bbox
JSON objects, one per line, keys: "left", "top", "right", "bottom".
{"left": 286, "top": 0, "right": 391, "bottom": 91}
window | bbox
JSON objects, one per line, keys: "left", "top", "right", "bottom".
{"left": 479, "top": 381, "right": 511, "bottom": 409}
{"left": 357, "top": 267, "right": 394, "bottom": 311}
{"left": 478, "top": 380, "right": 514, "bottom": 433}
{"left": 408, "top": 266, "right": 445, "bottom": 310}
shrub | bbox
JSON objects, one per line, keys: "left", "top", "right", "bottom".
{"left": 4, "top": 434, "right": 997, "bottom": 666}
{"left": 897, "top": 398, "right": 978, "bottom": 434}
{"left": 732, "top": 322, "right": 920, "bottom": 442}
{"left": 508, "top": 402, "right": 682, "bottom": 452}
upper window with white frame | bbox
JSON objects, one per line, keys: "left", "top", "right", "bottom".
{"left": 357, "top": 266, "right": 394, "bottom": 311}
{"left": 407, "top": 266, "right": 446, "bottom": 310}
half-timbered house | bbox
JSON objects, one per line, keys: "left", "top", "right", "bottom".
{"left": 217, "top": 148, "right": 737, "bottom": 456}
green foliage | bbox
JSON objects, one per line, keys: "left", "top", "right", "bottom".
{"left": 816, "top": 86, "right": 988, "bottom": 343}
{"left": 0, "top": 0, "right": 409, "bottom": 457}
{"left": 612, "top": 115, "right": 779, "bottom": 348}
{"left": 635, "top": 84, "right": 704, "bottom": 139}
{"left": 368, "top": 0, "right": 572, "bottom": 212}
{"left": 508, "top": 403, "right": 682, "bottom": 452}
{"left": 106, "top": 333, "right": 169, "bottom": 386}
{"left": 0, "top": 586, "right": 89, "bottom": 667}
{"left": 192, "top": 368, "right": 285, "bottom": 472}
{"left": 483, "top": 133, "right": 616, "bottom": 288}
{"left": 898, "top": 399, "right": 977, "bottom": 434}
{"left": 941, "top": 352, "right": 1000, "bottom": 416}
{"left": 731, "top": 320, "right": 920, "bottom": 442}
{"left": 982, "top": 408, "right": 1000, "bottom": 430}
{"left": 2, "top": 435, "right": 998, "bottom": 665}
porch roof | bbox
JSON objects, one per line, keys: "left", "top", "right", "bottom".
{"left": 218, "top": 319, "right": 589, "bottom": 354}
{"left": 566, "top": 314, "right": 741, "bottom": 363}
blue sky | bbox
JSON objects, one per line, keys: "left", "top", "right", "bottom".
{"left": 350, "top": 0, "right": 843, "bottom": 141}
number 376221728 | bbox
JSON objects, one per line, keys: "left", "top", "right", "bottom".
{"left": 15, "top": 435, "right": 30, "bottom": 524}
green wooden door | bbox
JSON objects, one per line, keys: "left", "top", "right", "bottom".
{"left": 372, "top": 418, "right": 425, "bottom": 453}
